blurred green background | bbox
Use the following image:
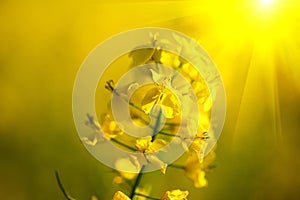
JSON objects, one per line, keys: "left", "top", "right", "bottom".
{"left": 1, "top": 0, "right": 300, "bottom": 199}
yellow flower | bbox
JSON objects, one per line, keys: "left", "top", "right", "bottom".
{"left": 184, "top": 151, "right": 216, "bottom": 188}
{"left": 189, "top": 131, "right": 210, "bottom": 161}
{"left": 175, "top": 119, "right": 209, "bottom": 159}
{"left": 113, "top": 191, "right": 131, "bottom": 200}
{"left": 135, "top": 136, "right": 153, "bottom": 152}
{"left": 81, "top": 135, "right": 98, "bottom": 146}
{"left": 135, "top": 136, "right": 167, "bottom": 153}
{"left": 146, "top": 154, "right": 167, "bottom": 174}
{"left": 101, "top": 114, "right": 123, "bottom": 139}
{"left": 113, "top": 175, "right": 124, "bottom": 185}
{"left": 91, "top": 195, "right": 98, "bottom": 200}
{"left": 137, "top": 69, "right": 180, "bottom": 119}
{"left": 159, "top": 50, "right": 181, "bottom": 68}
{"left": 186, "top": 168, "right": 208, "bottom": 188}
{"left": 134, "top": 136, "right": 168, "bottom": 173}
{"left": 82, "top": 114, "right": 123, "bottom": 146}
{"left": 189, "top": 138, "right": 204, "bottom": 152}
{"left": 161, "top": 189, "right": 189, "bottom": 200}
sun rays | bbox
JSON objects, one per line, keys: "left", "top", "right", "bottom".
{"left": 137, "top": 0, "right": 300, "bottom": 145}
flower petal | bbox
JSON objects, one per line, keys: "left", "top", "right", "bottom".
{"left": 162, "top": 189, "right": 189, "bottom": 200}
{"left": 146, "top": 154, "right": 167, "bottom": 174}
{"left": 113, "top": 191, "right": 131, "bottom": 200}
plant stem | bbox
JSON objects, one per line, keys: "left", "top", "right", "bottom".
{"left": 169, "top": 164, "right": 186, "bottom": 170}
{"left": 164, "top": 122, "right": 181, "bottom": 126}
{"left": 55, "top": 171, "right": 76, "bottom": 200}
{"left": 157, "top": 131, "right": 178, "bottom": 137}
{"left": 129, "top": 166, "right": 145, "bottom": 198}
{"left": 152, "top": 109, "right": 162, "bottom": 141}
{"left": 130, "top": 110, "right": 163, "bottom": 198}
{"left": 111, "top": 138, "right": 136, "bottom": 151}
{"left": 129, "top": 101, "right": 144, "bottom": 113}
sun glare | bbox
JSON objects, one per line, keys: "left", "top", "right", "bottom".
{"left": 261, "top": 0, "right": 274, "bottom": 7}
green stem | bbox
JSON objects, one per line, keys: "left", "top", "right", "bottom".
{"left": 158, "top": 131, "right": 209, "bottom": 140}
{"left": 106, "top": 81, "right": 154, "bottom": 125}
{"left": 55, "top": 171, "right": 76, "bottom": 200}
{"left": 111, "top": 138, "right": 136, "bottom": 151}
{"left": 169, "top": 164, "right": 186, "bottom": 170}
{"left": 129, "top": 166, "right": 145, "bottom": 198}
{"left": 129, "top": 101, "right": 144, "bottom": 113}
{"left": 128, "top": 101, "right": 161, "bottom": 122}
{"left": 152, "top": 109, "right": 162, "bottom": 141}
{"left": 157, "top": 131, "right": 178, "bottom": 137}
{"left": 130, "top": 110, "right": 163, "bottom": 198}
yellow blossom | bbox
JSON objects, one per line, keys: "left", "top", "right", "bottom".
{"left": 101, "top": 114, "right": 123, "bottom": 139}
{"left": 82, "top": 114, "right": 123, "bottom": 146}
{"left": 135, "top": 136, "right": 152, "bottom": 152}
{"left": 135, "top": 136, "right": 167, "bottom": 153}
{"left": 203, "top": 96, "right": 212, "bottom": 112}
{"left": 81, "top": 135, "right": 98, "bottom": 146}
{"left": 113, "top": 191, "right": 131, "bottom": 200}
{"left": 91, "top": 195, "right": 98, "bottom": 200}
{"left": 159, "top": 50, "right": 181, "bottom": 68}
{"left": 146, "top": 154, "right": 167, "bottom": 174}
{"left": 134, "top": 136, "right": 168, "bottom": 173}
{"left": 189, "top": 137, "right": 204, "bottom": 152}
{"left": 189, "top": 131, "right": 210, "bottom": 160}
{"left": 187, "top": 168, "right": 208, "bottom": 188}
{"left": 161, "top": 189, "right": 189, "bottom": 200}
{"left": 137, "top": 80, "right": 180, "bottom": 119}
{"left": 175, "top": 119, "right": 209, "bottom": 159}
{"left": 113, "top": 176, "right": 124, "bottom": 185}
{"left": 184, "top": 151, "right": 216, "bottom": 188}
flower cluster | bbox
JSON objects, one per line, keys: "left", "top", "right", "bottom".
{"left": 67, "top": 32, "right": 218, "bottom": 200}
{"left": 112, "top": 189, "right": 189, "bottom": 200}
{"left": 81, "top": 113, "right": 124, "bottom": 146}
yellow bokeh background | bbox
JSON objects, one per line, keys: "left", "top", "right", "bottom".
{"left": 1, "top": 0, "right": 300, "bottom": 199}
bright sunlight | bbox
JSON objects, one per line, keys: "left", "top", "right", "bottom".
{"left": 260, "top": 0, "right": 274, "bottom": 7}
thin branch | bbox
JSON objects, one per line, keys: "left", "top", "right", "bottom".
{"left": 55, "top": 171, "right": 76, "bottom": 200}
{"left": 129, "top": 166, "right": 145, "bottom": 198}
{"left": 152, "top": 109, "right": 162, "bottom": 141}
{"left": 169, "top": 164, "right": 186, "bottom": 170}
{"left": 111, "top": 138, "right": 136, "bottom": 151}
{"left": 157, "top": 131, "right": 177, "bottom": 137}
{"left": 130, "top": 110, "right": 163, "bottom": 198}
